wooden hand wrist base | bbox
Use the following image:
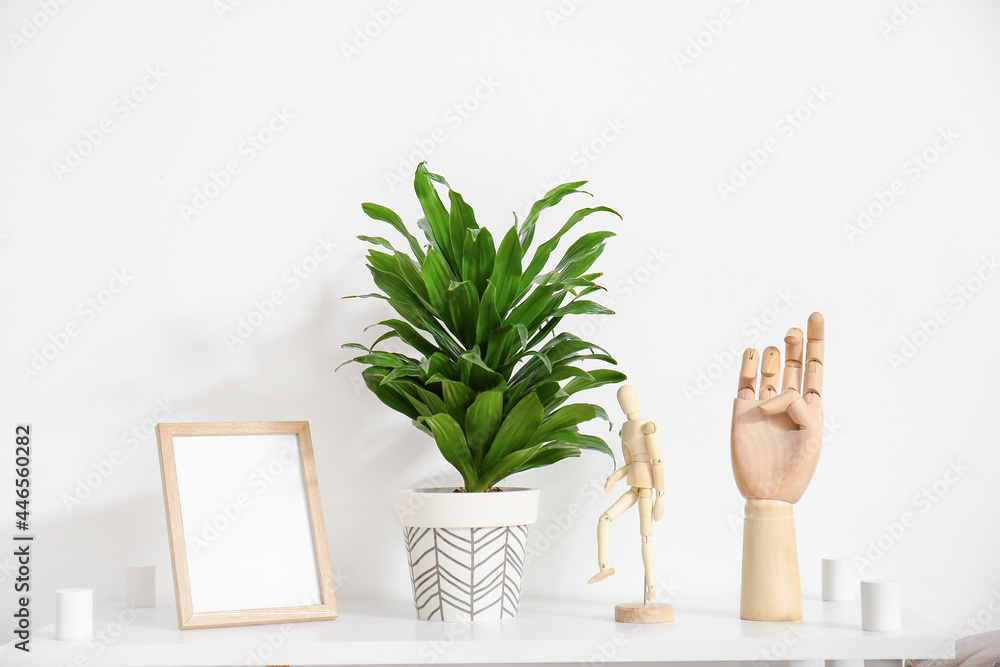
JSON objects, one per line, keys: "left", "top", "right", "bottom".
{"left": 740, "top": 499, "right": 802, "bottom": 621}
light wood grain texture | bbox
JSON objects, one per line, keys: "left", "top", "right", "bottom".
{"left": 155, "top": 421, "right": 338, "bottom": 630}
{"left": 731, "top": 313, "right": 826, "bottom": 622}
{"left": 740, "top": 499, "right": 802, "bottom": 621}
{"left": 614, "top": 601, "right": 675, "bottom": 624}
{"left": 590, "top": 386, "right": 667, "bottom": 609}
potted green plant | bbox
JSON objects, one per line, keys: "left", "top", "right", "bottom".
{"left": 343, "top": 163, "right": 625, "bottom": 621}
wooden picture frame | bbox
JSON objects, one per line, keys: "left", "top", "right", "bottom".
{"left": 155, "top": 421, "right": 338, "bottom": 629}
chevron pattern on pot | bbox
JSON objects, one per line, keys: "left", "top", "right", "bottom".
{"left": 404, "top": 524, "right": 530, "bottom": 621}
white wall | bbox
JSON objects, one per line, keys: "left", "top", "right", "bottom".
{"left": 2, "top": 0, "right": 999, "bottom": 646}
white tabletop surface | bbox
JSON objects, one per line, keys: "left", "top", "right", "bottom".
{"left": 0, "top": 595, "right": 953, "bottom": 666}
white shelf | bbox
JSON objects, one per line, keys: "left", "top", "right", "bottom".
{"left": 1, "top": 596, "right": 953, "bottom": 666}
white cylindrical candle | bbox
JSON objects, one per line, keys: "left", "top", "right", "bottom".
{"left": 55, "top": 588, "right": 93, "bottom": 641}
{"left": 124, "top": 565, "right": 156, "bottom": 608}
{"left": 822, "top": 557, "right": 857, "bottom": 601}
{"left": 861, "top": 580, "right": 901, "bottom": 632}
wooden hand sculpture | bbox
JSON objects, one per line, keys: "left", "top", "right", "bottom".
{"left": 732, "top": 312, "right": 825, "bottom": 621}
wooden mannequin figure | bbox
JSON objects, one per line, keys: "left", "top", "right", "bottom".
{"left": 731, "top": 312, "right": 826, "bottom": 621}
{"left": 588, "top": 385, "right": 673, "bottom": 623}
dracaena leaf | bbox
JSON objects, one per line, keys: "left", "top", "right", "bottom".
{"left": 439, "top": 379, "right": 476, "bottom": 429}
{"left": 461, "top": 227, "right": 496, "bottom": 296}
{"left": 361, "top": 202, "right": 425, "bottom": 261}
{"left": 518, "top": 181, "right": 589, "bottom": 251}
{"left": 473, "top": 443, "right": 542, "bottom": 492}
{"left": 414, "top": 163, "right": 455, "bottom": 266}
{"left": 421, "top": 413, "right": 477, "bottom": 490}
{"left": 475, "top": 282, "right": 501, "bottom": 349}
{"left": 465, "top": 391, "right": 502, "bottom": 468}
{"left": 550, "top": 300, "right": 614, "bottom": 318}
{"left": 489, "top": 226, "right": 522, "bottom": 316}
{"left": 518, "top": 207, "right": 620, "bottom": 298}
{"left": 537, "top": 403, "right": 611, "bottom": 441}
{"left": 445, "top": 281, "right": 479, "bottom": 348}
{"left": 481, "top": 392, "right": 544, "bottom": 470}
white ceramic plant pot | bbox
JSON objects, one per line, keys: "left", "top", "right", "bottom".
{"left": 394, "top": 487, "right": 540, "bottom": 622}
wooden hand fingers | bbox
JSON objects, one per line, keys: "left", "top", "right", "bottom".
{"left": 803, "top": 312, "right": 824, "bottom": 404}
{"left": 738, "top": 348, "right": 759, "bottom": 399}
{"left": 759, "top": 346, "right": 781, "bottom": 400}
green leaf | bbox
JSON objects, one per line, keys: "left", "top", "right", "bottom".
{"left": 379, "top": 365, "right": 424, "bottom": 385}
{"left": 444, "top": 280, "right": 479, "bottom": 348}
{"left": 342, "top": 292, "right": 388, "bottom": 300}
{"left": 519, "top": 207, "right": 620, "bottom": 297}
{"left": 475, "top": 282, "right": 501, "bottom": 349}
{"left": 439, "top": 379, "right": 476, "bottom": 428}
{"left": 420, "top": 247, "right": 454, "bottom": 314}
{"left": 349, "top": 352, "right": 414, "bottom": 369}
{"left": 536, "top": 403, "right": 611, "bottom": 441}
{"left": 511, "top": 445, "right": 580, "bottom": 475}
{"left": 449, "top": 189, "right": 479, "bottom": 268}
{"left": 414, "top": 163, "right": 454, "bottom": 265}
{"left": 465, "top": 391, "right": 502, "bottom": 468}
{"left": 481, "top": 392, "right": 544, "bottom": 470}
{"left": 550, "top": 300, "right": 614, "bottom": 318}
{"left": 518, "top": 181, "right": 589, "bottom": 251}
{"left": 554, "top": 231, "right": 616, "bottom": 280}
{"left": 398, "top": 383, "right": 448, "bottom": 417}
{"left": 561, "top": 369, "right": 628, "bottom": 398}
{"left": 361, "top": 367, "right": 420, "bottom": 420}
{"left": 489, "top": 226, "right": 523, "bottom": 316}
{"left": 473, "top": 444, "right": 542, "bottom": 491}
{"left": 461, "top": 227, "right": 496, "bottom": 296}
{"left": 362, "top": 203, "right": 426, "bottom": 261}
{"left": 423, "top": 353, "right": 459, "bottom": 381}
{"left": 505, "top": 284, "right": 561, "bottom": 327}
{"left": 421, "top": 413, "right": 477, "bottom": 490}
{"left": 530, "top": 429, "right": 614, "bottom": 460}
{"left": 483, "top": 325, "right": 517, "bottom": 368}
{"left": 357, "top": 235, "right": 396, "bottom": 252}
{"left": 365, "top": 320, "right": 438, "bottom": 358}
{"left": 394, "top": 252, "right": 431, "bottom": 304}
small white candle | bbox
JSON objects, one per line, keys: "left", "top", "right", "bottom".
{"left": 861, "top": 580, "right": 901, "bottom": 632}
{"left": 822, "top": 557, "right": 857, "bottom": 601}
{"left": 55, "top": 588, "right": 93, "bottom": 641}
